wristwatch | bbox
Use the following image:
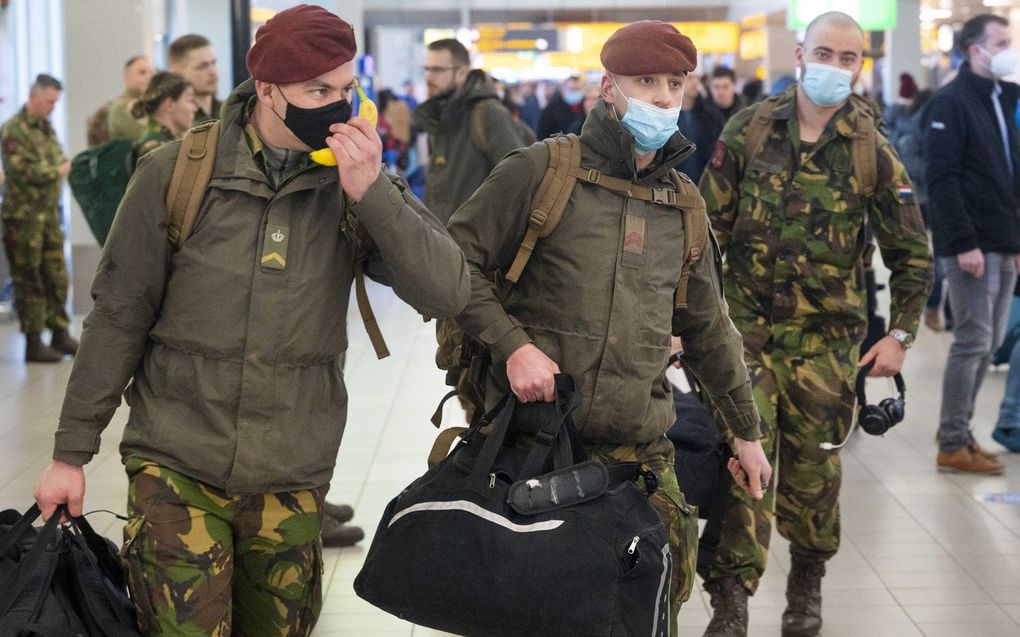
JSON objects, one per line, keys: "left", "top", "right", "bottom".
{"left": 888, "top": 329, "right": 914, "bottom": 350}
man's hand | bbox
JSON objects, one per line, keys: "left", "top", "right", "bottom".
{"left": 506, "top": 343, "right": 561, "bottom": 402}
{"left": 58, "top": 160, "right": 71, "bottom": 180}
{"left": 669, "top": 336, "right": 683, "bottom": 368}
{"left": 326, "top": 117, "right": 382, "bottom": 202}
{"left": 34, "top": 460, "right": 85, "bottom": 522}
{"left": 858, "top": 336, "right": 906, "bottom": 377}
{"left": 728, "top": 438, "right": 772, "bottom": 501}
{"left": 957, "top": 248, "right": 985, "bottom": 278}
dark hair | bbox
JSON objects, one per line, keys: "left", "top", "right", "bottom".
{"left": 32, "top": 74, "right": 62, "bottom": 92}
{"left": 131, "top": 72, "right": 190, "bottom": 118}
{"left": 124, "top": 55, "right": 147, "bottom": 70}
{"left": 169, "top": 34, "right": 212, "bottom": 65}
{"left": 711, "top": 66, "right": 736, "bottom": 82}
{"left": 427, "top": 38, "right": 470, "bottom": 67}
{"left": 959, "top": 14, "right": 1009, "bottom": 57}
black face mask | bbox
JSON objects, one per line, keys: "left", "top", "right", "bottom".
{"left": 276, "top": 87, "right": 353, "bottom": 149}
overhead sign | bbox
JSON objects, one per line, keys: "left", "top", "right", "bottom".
{"left": 476, "top": 26, "right": 559, "bottom": 53}
{"left": 788, "top": 0, "right": 897, "bottom": 31}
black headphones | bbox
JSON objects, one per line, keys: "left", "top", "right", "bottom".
{"left": 854, "top": 367, "right": 906, "bottom": 436}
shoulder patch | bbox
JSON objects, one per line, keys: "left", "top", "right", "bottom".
{"left": 709, "top": 140, "right": 728, "bottom": 169}
{"left": 930, "top": 121, "right": 946, "bottom": 130}
{"left": 3, "top": 138, "right": 15, "bottom": 155}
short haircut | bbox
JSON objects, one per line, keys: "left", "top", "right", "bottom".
{"left": 169, "top": 34, "right": 212, "bottom": 65}
{"left": 427, "top": 38, "right": 470, "bottom": 67}
{"left": 125, "top": 55, "right": 147, "bottom": 70}
{"left": 960, "top": 14, "right": 1009, "bottom": 56}
{"left": 32, "top": 74, "right": 62, "bottom": 92}
{"left": 803, "top": 11, "right": 864, "bottom": 45}
{"left": 711, "top": 66, "right": 736, "bottom": 82}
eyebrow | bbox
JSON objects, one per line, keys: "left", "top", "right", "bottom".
{"left": 812, "top": 46, "right": 859, "bottom": 58}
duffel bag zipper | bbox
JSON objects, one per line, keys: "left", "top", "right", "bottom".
{"left": 627, "top": 536, "right": 640, "bottom": 555}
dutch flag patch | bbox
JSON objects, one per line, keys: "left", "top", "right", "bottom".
{"left": 897, "top": 184, "right": 915, "bottom": 203}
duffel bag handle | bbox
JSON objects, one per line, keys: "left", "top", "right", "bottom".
{"left": 62, "top": 512, "right": 139, "bottom": 632}
{"left": 518, "top": 374, "right": 583, "bottom": 479}
{"left": 0, "top": 503, "right": 63, "bottom": 618}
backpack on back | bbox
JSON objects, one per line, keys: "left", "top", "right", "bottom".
{"left": 470, "top": 97, "right": 537, "bottom": 151}
{"left": 69, "top": 138, "right": 136, "bottom": 247}
{"left": 433, "top": 134, "right": 710, "bottom": 426}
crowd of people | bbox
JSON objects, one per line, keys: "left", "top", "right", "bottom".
{"left": 0, "top": 4, "right": 1017, "bottom": 637}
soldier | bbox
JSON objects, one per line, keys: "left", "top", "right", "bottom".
{"left": 131, "top": 72, "right": 196, "bottom": 159}
{"left": 32, "top": 5, "right": 469, "bottom": 635}
{"left": 447, "top": 21, "right": 771, "bottom": 635}
{"left": 107, "top": 55, "right": 156, "bottom": 141}
{"left": 0, "top": 73, "right": 79, "bottom": 363}
{"left": 169, "top": 34, "right": 222, "bottom": 124}
{"left": 698, "top": 12, "right": 932, "bottom": 637}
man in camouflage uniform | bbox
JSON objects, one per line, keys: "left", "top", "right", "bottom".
{"left": 107, "top": 55, "right": 156, "bottom": 142}
{"left": 33, "top": 7, "right": 468, "bottom": 635}
{"left": 0, "top": 74, "right": 79, "bottom": 363}
{"left": 447, "top": 21, "right": 772, "bottom": 636}
{"left": 698, "top": 13, "right": 932, "bottom": 637}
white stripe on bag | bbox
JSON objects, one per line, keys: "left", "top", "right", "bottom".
{"left": 388, "top": 500, "right": 564, "bottom": 533}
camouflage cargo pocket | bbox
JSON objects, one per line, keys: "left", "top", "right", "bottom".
{"left": 649, "top": 481, "right": 698, "bottom": 606}
{"left": 120, "top": 515, "right": 157, "bottom": 635}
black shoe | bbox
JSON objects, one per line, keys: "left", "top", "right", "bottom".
{"left": 50, "top": 328, "right": 79, "bottom": 356}
{"left": 782, "top": 553, "right": 825, "bottom": 637}
{"left": 321, "top": 516, "right": 364, "bottom": 548}
{"left": 703, "top": 577, "right": 749, "bottom": 637}
{"left": 26, "top": 333, "right": 63, "bottom": 363}
{"left": 322, "top": 501, "right": 354, "bottom": 523}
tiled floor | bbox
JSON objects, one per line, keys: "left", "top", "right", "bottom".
{"left": 1, "top": 278, "right": 1018, "bottom": 636}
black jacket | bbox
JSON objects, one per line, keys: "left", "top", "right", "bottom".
{"left": 537, "top": 93, "right": 586, "bottom": 139}
{"left": 677, "top": 95, "right": 725, "bottom": 185}
{"left": 925, "top": 62, "right": 1020, "bottom": 256}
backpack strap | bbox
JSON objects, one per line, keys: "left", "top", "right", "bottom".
{"left": 353, "top": 260, "right": 390, "bottom": 359}
{"left": 668, "top": 172, "right": 709, "bottom": 310}
{"left": 470, "top": 99, "right": 491, "bottom": 151}
{"left": 166, "top": 120, "right": 220, "bottom": 246}
{"left": 505, "top": 135, "right": 581, "bottom": 284}
{"left": 742, "top": 98, "right": 781, "bottom": 169}
{"left": 852, "top": 109, "right": 878, "bottom": 199}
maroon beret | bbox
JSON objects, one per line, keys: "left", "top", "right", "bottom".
{"left": 246, "top": 4, "right": 357, "bottom": 83}
{"left": 600, "top": 21, "right": 698, "bottom": 76}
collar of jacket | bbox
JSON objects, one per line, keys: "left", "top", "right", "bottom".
{"left": 18, "top": 107, "right": 52, "bottom": 132}
{"left": 759, "top": 85, "right": 865, "bottom": 140}
{"left": 414, "top": 70, "right": 501, "bottom": 133}
{"left": 212, "top": 78, "right": 337, "bottom": 197}
{"left": 958, "top": 61, "right": 999, "bottom": 95}
{"left": 579, "top": 99, "right": 695, "bottom": 186}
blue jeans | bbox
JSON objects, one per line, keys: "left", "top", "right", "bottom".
{"left": 997, "top": 338, "right": 1020, "bottom": 431}
{"left": 938, "top": 253, "right": 1018, "bottom": 451}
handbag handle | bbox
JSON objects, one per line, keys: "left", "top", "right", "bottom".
{"left": 517, "top": 374, "right": 582, "bottom": 478}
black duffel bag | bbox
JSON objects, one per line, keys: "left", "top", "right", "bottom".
{"left": 665, "top": 365, "right": 729, "bottom": 513}
{"left": 0, "top": 504, "right": 140, "bottom": 636}
{"left": 355, "top": 376, "right": 674, "bottom": 637}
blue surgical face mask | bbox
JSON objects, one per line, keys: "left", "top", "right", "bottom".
{"left": 801, "top": 62, "right": 854, "bottom": 107}
{"left": 612, "top": 77, "right": 681, "bottom": 154}
{"left": 563, "top": 89, "right": 585, "bottom": 105}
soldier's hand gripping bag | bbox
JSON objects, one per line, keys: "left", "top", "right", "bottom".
{"left": 355, "top": 375, "right": 675, "bottom": 637}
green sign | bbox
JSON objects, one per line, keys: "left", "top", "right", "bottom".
{"left": 788, "top": 0, "right": 897, "bottom": 31}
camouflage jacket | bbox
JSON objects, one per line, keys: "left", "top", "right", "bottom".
{"left": 107, "top": 91, "right": 148, "bottom": 141}
{"left": 0, "top": 107, "right": 65, "bottom": 218}
{"left": 700, "top": 87, "right": 932, "bottom": 353}
{"left": 448, "top": 102, "right": 761, "bottom": 444}
{"left": 135, "top": 121, "right": 175, "bottom": 160}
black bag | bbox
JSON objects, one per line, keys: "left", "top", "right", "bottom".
{"left": 0, "top": 504, "right": 140, "bottom": 637}
{"left": 665, "top": 371, "right": 728, "bottom": 512}
{"left": 355, "top": 376, "right": 674, "bottom": 637}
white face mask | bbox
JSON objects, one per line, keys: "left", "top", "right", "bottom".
{"left": 979, "top": 45, "right": 1019, "bottom": 78}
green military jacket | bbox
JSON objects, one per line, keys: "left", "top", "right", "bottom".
{"left": 53, "top": 79, "right": 471, "bottom": 495}
{"left": 194, "top": 96, "right": 223, "bottom": 125}
{"left": 0, "top": 107, "right": 65, "bottom": 219}
{"left": 135, "top": 121, "right": 176, "bottom": 160}
{"left": 700, "top": 87, "right": 932, "bottom": 353}
{"left": 448, "top": 102, "right": 761, "bottom": 444}
{"left": 414, "top": 73, "right": 524, "bottom": 223}
{"left": 107, "top": 91, "right": 148, "bottom": 141}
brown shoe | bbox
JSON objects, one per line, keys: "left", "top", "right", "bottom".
{"left": 969, "top": 441, "right": 1001, "bottom": 463}
{"left": 924, "top": 308, "right": 943, "bottom": 332}
{"left": 26, "top": 333, "right": 64, "bottom": 363}
{"left": 937, "top": 446, "right": 1004, "bottom": 474}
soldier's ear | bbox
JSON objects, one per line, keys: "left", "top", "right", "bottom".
{"left": 600, "top": 74, "right": 616, "bottom": 107}
{"left": 253, "top": 80, "right": 276, "bottom": 108}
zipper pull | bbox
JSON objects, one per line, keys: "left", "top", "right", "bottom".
{"left": 627, "top": 536, "right": 640, "bottom": 555}
{"left": 489, "top": 473, "right": 496, "bottom": 488}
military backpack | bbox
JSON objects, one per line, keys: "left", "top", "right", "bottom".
{"left": 433, "top": 133, "right": 709, "bottom": 426}
{"left": 68, "top": 137, "right": 137, "bottom": 247}
{"left": 469, "top": 97, "right": 537, "bottom": 150}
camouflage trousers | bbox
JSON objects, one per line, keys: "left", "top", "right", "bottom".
{"left": 1, "top": 210, "right": 70, "bottom": 334}
{"left": 121, "top": 458, "right": 327, "bottom": 636}
{"left": 587, "top": 435, "right": 698, "bottom": 637}
{"left": 707, "top": 343, "right": 858, "bottom": 594}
